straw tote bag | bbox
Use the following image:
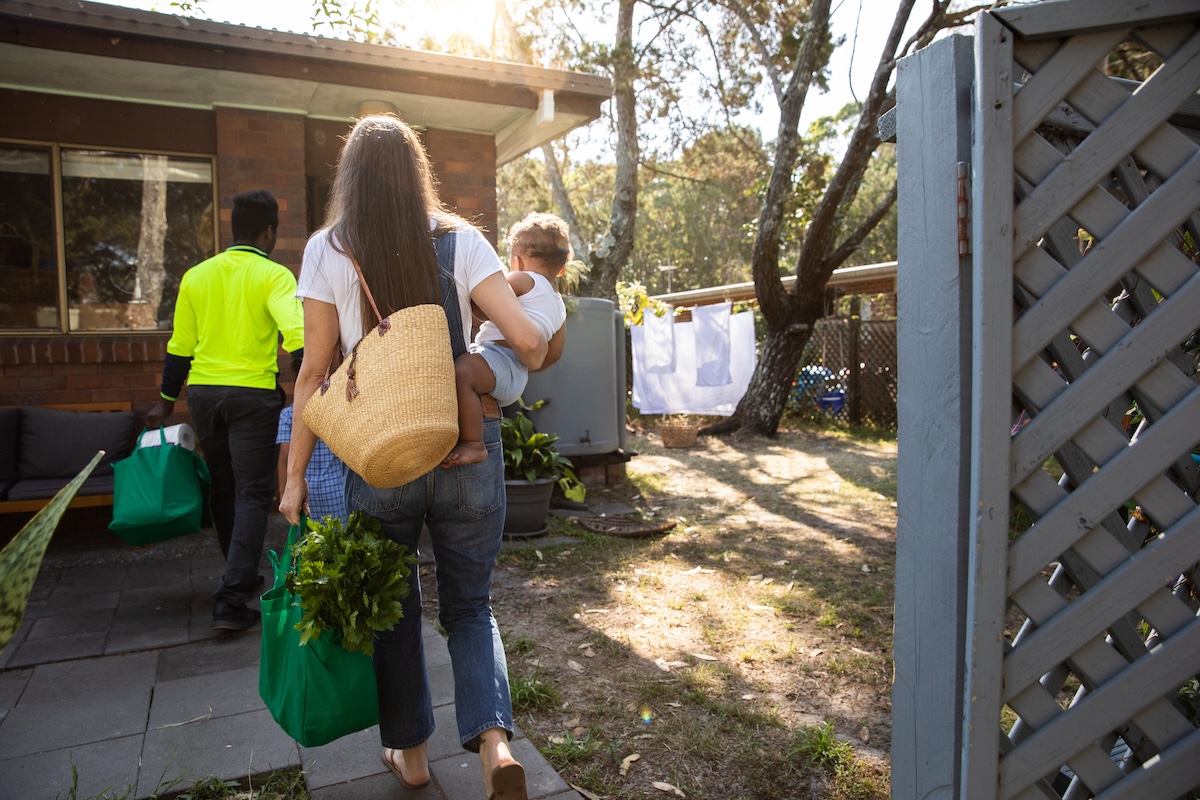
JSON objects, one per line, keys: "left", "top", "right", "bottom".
{"left": 302, "top": 256, "right": 458, "bottom": 488}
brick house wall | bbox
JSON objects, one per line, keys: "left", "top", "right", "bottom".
{"left": 425, "top": 129, "right": 500, "bottom": 245}
{"left": 1, "top": 97, "right": 502, "bottom": 423}
{"left": 214, "top": 107, "right": 309, "bottom": 273}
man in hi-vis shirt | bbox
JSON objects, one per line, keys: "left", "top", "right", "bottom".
{"left": 148, "top": 190, "right": 304, "bottom": 632}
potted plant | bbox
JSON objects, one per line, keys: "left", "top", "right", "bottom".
{"left": 501, "top": 400, "right": 585, "bottom": 536}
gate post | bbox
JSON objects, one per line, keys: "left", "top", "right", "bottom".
{"left": 892, "top": 34, "right": 976, "bottom": 800}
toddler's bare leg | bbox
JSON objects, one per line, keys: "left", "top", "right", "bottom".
{"left": 443, "top": 352, "right": 495, "bottom": 467}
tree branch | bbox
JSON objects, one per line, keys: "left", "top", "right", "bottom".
{"left": 639, "top": 160, "right": 707, "bottom": 183}
{"left": 824, "top": 182, "right": 897, "bottom": 269}
{"left": 541, "top": 143, "right": 590, "bottom": 260}
{"left": 714, "top": 0, "right": 784, "bottom": 104}
{"left": 796, "top": 0, "right": 914, "bottom": 278}
{"left": 749, "top": 0, "right": 832, "bottom": 325}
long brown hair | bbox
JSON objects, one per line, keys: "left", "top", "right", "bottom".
{"left": 323, "top": 114, "right": 463, "bottom": 335}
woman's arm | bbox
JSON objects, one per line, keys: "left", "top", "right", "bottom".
{"left": 471, "top": 271, "right": 548, "bottom": 370}
{"left": 279, "top": 297, "right": 340, "bottom": 525}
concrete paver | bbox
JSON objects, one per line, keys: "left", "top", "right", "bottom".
{"left": 0, "top": 514, "right": 586, "bottom": 800}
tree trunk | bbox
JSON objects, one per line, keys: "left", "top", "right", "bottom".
{"left": 578, "top": 0, "right": 637, "bottom": 303}
{"left": 710, "top": 320, "right": 816, "bottom": 437}
{"left": 540, "top": 144, "right": 589, "bottom": 260}
{"left": 125, "top": 155, "right": 167, "bottom": 329}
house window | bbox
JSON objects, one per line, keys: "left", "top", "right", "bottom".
{"left": 0, "top": 146, "right": 56, "bottom": 330}
{"left": 0, "top": 143, "right": 216, "bottom": 333}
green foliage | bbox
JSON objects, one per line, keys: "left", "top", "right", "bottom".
{"left": 787, "top": 721, "right": 853, "bottom": 773}
{"left": 287, "top": 511, "right": 417, "bottom": 656}
{"left": 509, "top": 671, "right": 561, "bottom": 712}
{"left": 839, "top": 143, "right": 898, "bottom": 267}
{"left": 616, "top": 280, "right": 672, "bottom": 326}
{"left": 501, "top": 400, "right": 585, "bottom": 501}
{"left": 1180, "top": 678, "right": 1200, "bottom": 727}
{"left": 542, "top": 730, "right": 601, "bottom": 763}
{"left": 311, "top": 0, "right": 381, "bottom": 42}
{"left": 177, "top": 778, "right": 240, "bottom": 799}
{"left": 630, "top": 127, "right": 770, "bottom": 293}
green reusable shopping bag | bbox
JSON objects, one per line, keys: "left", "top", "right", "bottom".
{"left": 108, "top": 429, "right": 211, "bottom": 546}
{"left": 258, "top": 521, "right": 380, "bottom": 747}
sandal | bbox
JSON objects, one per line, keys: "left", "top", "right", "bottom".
{"left": 488, "top": 760, "right": 527, "bottom": 800}
{"left": 381, "top": 747, "right": 431, "bottom": 790}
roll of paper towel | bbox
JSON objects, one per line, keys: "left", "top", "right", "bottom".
{"left": 138, "top": 423, "right": 197, "bottom": 451}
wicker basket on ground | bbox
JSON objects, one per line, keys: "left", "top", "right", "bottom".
{"left": 658, "top": 418, "right": 701, "bottom": 448}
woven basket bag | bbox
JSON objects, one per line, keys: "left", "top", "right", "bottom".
{"left": 302, "top": 259, "right": 458, "bottom": 488}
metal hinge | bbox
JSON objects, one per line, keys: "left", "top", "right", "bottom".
{"left": 957, "top": 161, "right": 971, "bottom": 257}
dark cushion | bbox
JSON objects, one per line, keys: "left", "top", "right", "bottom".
{"left": 0, "top": 407, "right": 19, "bottom": 483}
{"left": 6, "top": 475, "right": 115, "bottom": 500}
{"left": 18, "top": 407, "right": 135, "bottom": 480}
{"left": 0, "top": 478, "right": 12, "bottom": 500}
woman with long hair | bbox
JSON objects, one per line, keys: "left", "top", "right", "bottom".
{"left": 279, "top": 115, "right": 544, "bottom": 800}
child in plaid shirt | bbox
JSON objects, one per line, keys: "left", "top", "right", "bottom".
{"left": 276, "top": 404, "right": 347, "bottom": 524}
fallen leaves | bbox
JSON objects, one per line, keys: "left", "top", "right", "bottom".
{"left": 653, "top": 780, "right": 686, "bottom": 796}
{"left": 620, "top": 753, "right": 640, "bottom": 776}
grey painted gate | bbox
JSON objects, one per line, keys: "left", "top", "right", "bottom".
{"left": 893, "top": 2, "right": 1200, "bottom": 798}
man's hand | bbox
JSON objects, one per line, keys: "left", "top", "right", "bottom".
{"left": 146, "top": 399, "right": 174, "bottom": 430}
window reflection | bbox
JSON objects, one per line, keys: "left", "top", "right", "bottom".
{"left": 62, "top": 150, "right": 215, "bottom": 331}
{"left": 0, "top": 144, "right": 216, "bottom": 333}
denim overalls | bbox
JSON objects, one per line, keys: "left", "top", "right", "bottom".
{"left": 347, "top": 231, "right": 513, "bottom": 752}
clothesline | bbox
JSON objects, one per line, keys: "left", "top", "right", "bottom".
{"left": 631, "top": 303, "right": 756, "bottom": 416}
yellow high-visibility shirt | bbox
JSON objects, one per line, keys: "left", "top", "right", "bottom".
{"left": 166, "top": 245, "right": 304, "bottom": 390}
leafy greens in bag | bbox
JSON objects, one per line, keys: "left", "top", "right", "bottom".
{"left": 287, "top": 511, "right": 417, "bottom": 655}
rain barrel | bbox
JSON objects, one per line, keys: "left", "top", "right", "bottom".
{"left": 521, "top": 297, "right": 626, "bottom": 457}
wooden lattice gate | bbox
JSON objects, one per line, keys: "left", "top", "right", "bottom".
{"left": 893, "top": 2, "right": 1200, "bottom": 799}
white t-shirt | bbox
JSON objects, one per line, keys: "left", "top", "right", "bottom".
{"left": 296, "top": 223, "right": 504, "bottom": 356}
{"left": 476, "top": 271, "right": 565, "bottom": 345}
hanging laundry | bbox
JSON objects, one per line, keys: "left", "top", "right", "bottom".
{"left": 641, "top": 308, "right": 676, "bottom": 373}
{"left": 631, "top": 310, "right": 756, "bottom": 415}
{"left": 693, "top": 302, "right": 732, "bottom": 386}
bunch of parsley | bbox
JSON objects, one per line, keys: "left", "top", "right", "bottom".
{"left": 286, "top": 511, "right": 417, "bottom": 655}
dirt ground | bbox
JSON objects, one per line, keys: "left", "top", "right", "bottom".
{"left": 430, "top": 424, "right": 899, "bottom": 799}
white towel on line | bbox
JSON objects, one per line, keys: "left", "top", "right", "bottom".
{"left": 630, "top": 310, "right": 756, "bottom": 415}
{"left": 693, "top": 302, "right": 732, "bottom": 386}
{"left": 641, "top": 309, "right": 676, "bottom": 373}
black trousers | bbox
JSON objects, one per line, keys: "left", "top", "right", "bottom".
{"left": 186, "top": 385, "right": 283, "bottom": 608}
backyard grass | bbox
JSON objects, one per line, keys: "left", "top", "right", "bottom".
{"left": 478, "top": 424, "right": 898, "bottom": 800}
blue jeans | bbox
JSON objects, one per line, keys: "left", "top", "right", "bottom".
{"left": 348, "top": 415, "right": 512, "bottom": 752}
{"left": 186, "top": 385, "right": 283, "bottom": 608}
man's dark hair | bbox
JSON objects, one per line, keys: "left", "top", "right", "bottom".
{"left": 231, "top": 190, "right": 279, "bottom": 242}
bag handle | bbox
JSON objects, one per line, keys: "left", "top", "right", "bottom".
{"left": 318, "top": 255, "right": 390, "bottom": 402}
{"left": 268, "top": 515, "right": 306, "bottom": 590}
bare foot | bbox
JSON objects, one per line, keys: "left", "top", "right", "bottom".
{"left": 441, "top": 441, "right": 489, "bottom": 468}
{"left": 381, "top": 745, "right": 430, "bottom": 789}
